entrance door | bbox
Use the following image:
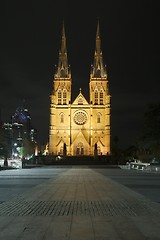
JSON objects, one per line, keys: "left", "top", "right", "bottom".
{"left": 76, "top": 142, "right": 84, "bottom": 155}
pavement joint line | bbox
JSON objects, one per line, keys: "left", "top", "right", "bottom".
{"left": 0, "top": 199, "right": 159, "bottom": 217}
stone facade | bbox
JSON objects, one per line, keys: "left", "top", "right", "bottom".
{"left": 49, "top": 23, "right": 111, "bottom": 156}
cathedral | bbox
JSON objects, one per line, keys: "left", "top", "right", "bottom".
{"left": 49, "top": 22, "right": 111, "bottom": 156}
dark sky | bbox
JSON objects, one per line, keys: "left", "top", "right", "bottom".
{"left": 0, "top": 0, "right": 159, "bottom": 148}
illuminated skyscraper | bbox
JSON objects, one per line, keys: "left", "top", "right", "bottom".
{"left": 49, "top": 22, "right": 111, "bottom": 156}
{"left": 2, "top": 103, "right": 37, "bottom": 158}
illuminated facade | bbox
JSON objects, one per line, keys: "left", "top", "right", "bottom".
{"left": 49, "top": 23, "right": 111, "bottom": 156}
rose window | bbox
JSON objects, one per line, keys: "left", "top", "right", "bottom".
{"left": 74, "top": 111, "right": 87, "bottom": 125}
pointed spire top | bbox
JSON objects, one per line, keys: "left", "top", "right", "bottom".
{"left": 54, "top": 22, "right": 71, "bottom": 79}
{"left": 90, "top": 20, "right": 107, "bottom": 79}
{"left": 62, "top": 20, "right": 65, "bottom": 40}
{"left": 95, "top": 19, "right": 101, "bottom": 54}
{"left": 96, "top": 19, "right": 100, "bottom": 39}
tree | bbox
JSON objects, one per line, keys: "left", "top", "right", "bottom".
{"left": 0, "top": 128, "right": 11, "bottom": 166}
{"left": 142, "top": 103, "right": 160, "bottom": 142}
{"left": 141, "top": 103, "right": 160, "bottom": 157}
{"left": 113, "top": 136, "right": 119, "bottom": 146}
{"left": 23, "top": 137, "right": 35, "bottom": 158}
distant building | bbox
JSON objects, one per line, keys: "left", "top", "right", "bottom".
{"left": 49, "top": 22, "right": 111, "bottom": 156}
{"left": 2, "top": 104, "right": 37, "bottom": 158}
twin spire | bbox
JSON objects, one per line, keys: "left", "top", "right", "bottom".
{"left": 55, "top": 22, "right": 70, "bottom": 78}
{"left": 55, "top": 21, "right": 107, "bottom": 79}
{"left": 91, "top": 21, "right": 107, "bottom": 78}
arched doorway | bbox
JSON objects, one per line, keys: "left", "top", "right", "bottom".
{"left": 76, "top": 142, "right": 84, "bottom": 155}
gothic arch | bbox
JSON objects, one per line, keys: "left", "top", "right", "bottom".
{"left": 58, "top": 90, "right": 62, "bottom": 104}
{"left": 76, "top": 142, "right": 84, "bottom": 155}
{"left": 78, "top": 96, "right": 83, "bottom": 105}
{"left": 59, "top": 112, "right": 64, "bottom": 123}
{"left": 97, "top": 112, "right": 102, "bottom": 123}
{"left": 100, "top": 90, "right": 103, "bottom": 104}
{"left": 94, "top": 89, "right": 98, "bottom": 105}
{"left": 63, "top": 89, "right": 67, "bottom": 104}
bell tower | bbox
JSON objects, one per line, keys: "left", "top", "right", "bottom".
{"left": 53, "top": 23, "right": 72, "bottom": 105}
{"left": 89, "top": 21, "right": 111, "bottom": 155}
{"left": 49, "top": 23, "right": 72, "bottom": 154}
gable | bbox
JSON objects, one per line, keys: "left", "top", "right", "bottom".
{"left": 71, "top": 130, "right": 90, "bottom": 147}
{"left": 72, "top": 92, "right": 89, "bottom": 105}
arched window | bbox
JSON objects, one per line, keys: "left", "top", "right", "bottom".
{"left": 60, "top": 113, "right": 64, "bottom": 123}
{"left": 100, "top": 90, "right": 103, "bottom": 105}
{"left": 97, "top": 113, "right": 101, "bottom": 123}
{"left": 63, "top": 90, "right": 67, "bottom": 104}
{"left": 58, "top": 90, "right": 61, "bottom": 104}
{"left": 78, "top": 97, "right": 83, "bottom": 105}
{"left": 95, "top": 90, "right": 98, "bottom": 105}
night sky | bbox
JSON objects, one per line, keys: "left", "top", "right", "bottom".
{"left": 0, "top": 1, "right": 159, "bottom": 148}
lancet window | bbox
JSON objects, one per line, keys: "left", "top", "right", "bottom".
{"left": 60, "top": 113, "right": 64, "bottom": 123}
{"left": 95, "top": 90, "right": 98, "bottom": 104}
{"left": 63, "top": 90, "right": 67, "bottom": 104}
{"left": 58, "top": 90, "right": 62, "bottom": 104}
{"left": 100, "top": 90, "right": 103, "bottom": 105}
{"left": 97, "top": 113, "right": 101, "bottom": 123}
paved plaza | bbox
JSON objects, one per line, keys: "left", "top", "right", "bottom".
{"left": 0, "top": 166, "right": 160, "bottom": 239}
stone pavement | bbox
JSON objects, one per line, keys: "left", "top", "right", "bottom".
{"left": 0, "top": 168, "right": 160, "bottom": 240}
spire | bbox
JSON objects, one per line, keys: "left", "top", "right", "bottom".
{"left": 91, "top": 21, "right": 107, "bottom": 78}
{"left": 96, "top": 20, "right": 101, "bottom": 53}
{"left": 55, "top": 22, "right": 70, "bottom": 78}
